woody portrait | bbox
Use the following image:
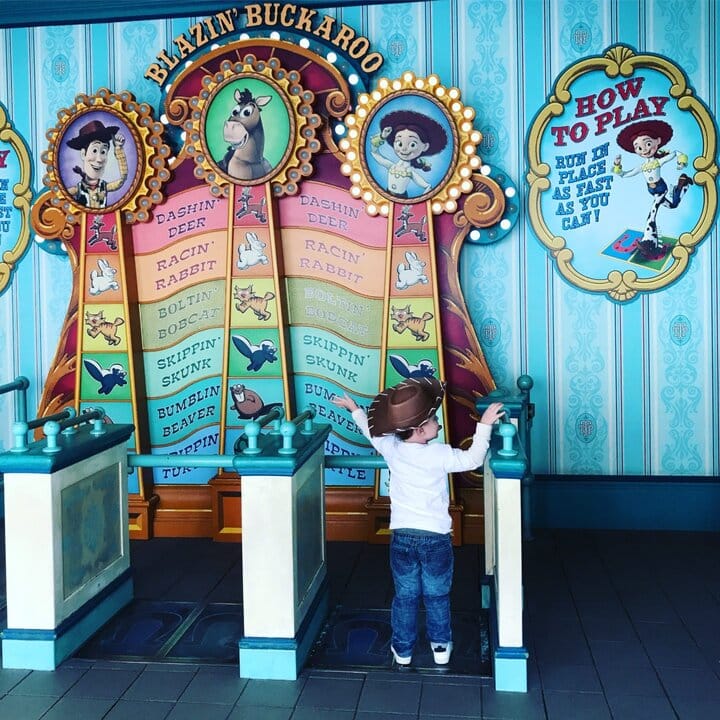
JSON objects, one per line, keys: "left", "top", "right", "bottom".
{"left": 64, "top": 118, "right": 128, "bottom": 210}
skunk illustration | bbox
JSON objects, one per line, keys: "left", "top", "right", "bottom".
{"left": 231, "top": 335, "right": 278, "bottom": 372}
{"left": 389, "top": 353, "right": 436, "bottom": 379}
{"left": 83, "top": 359, "right": 127, "bottom": 394}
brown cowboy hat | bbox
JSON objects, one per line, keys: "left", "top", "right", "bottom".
{"left": 66, "top": 119, "right": 119, "bottom": 150}
{"left": 367, "top": 376, "right": 445, "bottom": 437}
{"left": 616, "top": 120, "right": 673, "bottom": 153}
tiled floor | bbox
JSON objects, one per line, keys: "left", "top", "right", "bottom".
{"left": 1, "top": 529, "right": 719, "bottom": 718}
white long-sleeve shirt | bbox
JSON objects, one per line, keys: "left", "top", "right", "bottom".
{"left": 352, "top": 408, "right": 493, "bottom": 534}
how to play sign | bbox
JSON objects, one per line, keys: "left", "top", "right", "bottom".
{"left": 527, "top": 45, "right": 718, "bottom": 302}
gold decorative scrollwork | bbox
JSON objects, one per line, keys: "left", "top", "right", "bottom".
{"left": 338, "top": 72, "right": 483, "bottom": 217}
{"left": 0, "top": 102, "right": 32, "bottom": 295}
{"left": 38, "top": 88, "right": 171, "bottom": 233}
{"left": 183, "top": 54, "right": 322, "bottom": 198}
{"left": 526, "top": 45, "right": 718, "bottom": 302}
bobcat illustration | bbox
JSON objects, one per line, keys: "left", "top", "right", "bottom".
{"left": 234, "top": 284, "right": 275, "bottom": 321}
{"left": 85, "top": 310, "right": 124, "bottom": 346}
{"left": 390, "top": 305, "right": 433, "bottom": 342}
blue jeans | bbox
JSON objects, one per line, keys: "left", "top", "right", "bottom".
{"left": 390, "top": 529, "right": 453, "bottom": 656}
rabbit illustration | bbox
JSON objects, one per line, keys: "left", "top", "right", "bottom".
{"left": 396, "top": 251, "right": 428, "bottom": 289}
{"left": 237, "top": 231, "right": 269, "bottom": 270}
{"left": 89, "top": 258, "right": 119, "bottom": 295}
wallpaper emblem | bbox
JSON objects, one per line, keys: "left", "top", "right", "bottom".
{"left": 575, "top": 412, "right": 597, "bottom": 442}
{"left": 527, "top": 44, "right": 719, "bottom": 302}
{"left": 669, "top": 314, "right": 691, "bottom": 346}
{"left": 571, "top": 23, "right": 592, "bottom": 54}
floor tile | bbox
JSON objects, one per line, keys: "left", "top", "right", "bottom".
{"left": 39, "top": 695, "right": 117, "bottom": 720}
{"left": 357, "top": 677, "right": 422, "bottom": 714}
{"left": 177, "top": 666, "right": 245, "bottom": 704}
{"left": 0, "top": 667, "right": 31, "bottom": 695}
{"left": 543, "top": 690, "right": 611, "bottom": 720}
{"left": 596, "top": 661, "right": 664, "bottom": 696}
{"left": 670, "top": 695, "right": 720, "bottom": 720}
{"left": 103, "top": 698, "right": 174, "bottom": 719}
{"left": 0, "top": 693, "right": 59, "bottom": 720}
{"left": 656, "top": 665, "right": 720, "bottom": 701}
{"left": 165, "top": 701, "right": 233, "bottom": 719}
{"left": 122, "top": 667, "right": 195, "bottom": 701}
{"left": 605, "top": 693, "right": 677, "bottom": 720}
{"left": 235, "top": 678, "right": 307, "bottom": 708}
{"left": 64, "top": 667, "right": 143, "bottom": 699}
{"left": 290, "top": 708, "right": 354, "bottom": 719}
{"left": 295, "top": 675, "right": 363, "bottom": 710}
{"left": 8, "top": 667, "right": 86, "bottom": 696}
{"left": 227, "top": 706, "right": 291, "bottom": 720}
{"left": 481, "top": 687, "right": 546, "bottom": 720}
{"left": 539, "top": 663, "right": 603, "bottom": 692}
{"left": 419, "top": 680, "right": 482, "bottom": 717}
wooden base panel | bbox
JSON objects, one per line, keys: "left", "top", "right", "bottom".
{"left": 128, "top": 493, "right": 159, "bottom": 540}
{"left": 325, "top": 487, "right": 373, "bottom": 541}
{"left": 126, "top": 484, "right": 485, "bottom": 544}
{"left": 209, "top": 477, "right": 243, "bottom": 542}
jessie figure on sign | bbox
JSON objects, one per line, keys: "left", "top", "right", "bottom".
{"left": 370, "top": 110, "right": 448, "bottom": 199}
{"left": 612, "top": 119, "right": 693, "bottom": 259}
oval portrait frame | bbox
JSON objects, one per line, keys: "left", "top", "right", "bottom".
{"left": 38, "top": 88, "right": 171, "bottom": 229}
{"left": 526, "top": 45, "right": 719, "bottom": 302}
{"left": 56, "top": 110, "right": 140, "bottom": 215}
{"left": 184, "top": 55, "right": 322, "bottom": 198}
{"left": 339, "top": 72, "right": 482, "bottom": 217}
{"left": 362, "top": 93, "right": 456, "bottom": 205}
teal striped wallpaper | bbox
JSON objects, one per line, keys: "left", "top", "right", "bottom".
{"left": 0, "top": 0, "right": 718, "bottom": 483}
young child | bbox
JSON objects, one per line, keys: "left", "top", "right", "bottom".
{"left": 332, "top": 376, "right": 504, "bottom": 666}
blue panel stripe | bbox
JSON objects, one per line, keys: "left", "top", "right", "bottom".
{"left": 430, "top": 0, "right": 453, "bottom": 82}
{"left": 618, "top": 300, "right": 645, "bottom": 474}
{"left": 89, "top": 23, "right": 111, "bottom": 89}
{"left": 521, "top": 0, "right": 551, "bottom": 473}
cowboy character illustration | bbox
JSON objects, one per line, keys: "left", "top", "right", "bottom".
{"left": 66, "top": 119, "right": 128, "bottom": 209}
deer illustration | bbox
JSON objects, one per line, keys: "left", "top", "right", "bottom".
{"left": 236, "top": 187, "right": 268, "bottom": 223}
{"left": 88, "top": 215, "right": 118, "bottom": 251}
{"left": 219, "top": 88, "right": 272, "bottom": 181}
{"left": 394, "top": 206, "right": 427, "bottom": 243}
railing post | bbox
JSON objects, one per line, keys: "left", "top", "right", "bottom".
{"left": 484, "top": 425, "right": 528, "bottom": 692}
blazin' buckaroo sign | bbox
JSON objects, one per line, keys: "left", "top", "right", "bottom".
{"left": 145, "top": 3, "right": 383, "bottom": 86}
{"left": 527, "top": 45, "right": 718, "bottom": 302}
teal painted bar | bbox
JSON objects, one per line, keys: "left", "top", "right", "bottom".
{"left": 430, "top": 0, "right": 453, "bottom": 81}
{"left": 89, "top": 22, "right": 111, "bottom": 89}
{"left": 618, "top": 300, "right": 646, "bottom": 473}
{"left": 239, "top": 581, "right": 329, "bottom": 680}
{"left": 520, "top": 0, "right": 551, "bottom": 475}
{"left": 2, "top": 575, "right": 133, "bottom": 670}
{"left": 533, "top": 477, "right": 720, "bottom": 531}
{"left": 483, "top": 573, "right": 527, "bottom": 693}
{"left": 494, "top": 648, "right": 529, "bottom": 692}
{"left": 0, "top": 424, "right": 134, "bottom": 474}
{"left": 0, "top": 0, "right": 395, "bottom": 29}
